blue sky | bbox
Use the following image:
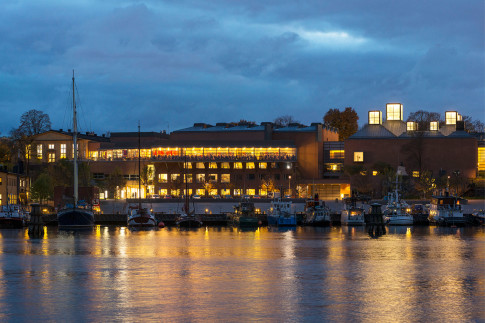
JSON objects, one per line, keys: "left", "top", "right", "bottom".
{"left": 1, "top": 0, "right": 484, "bottom": 135}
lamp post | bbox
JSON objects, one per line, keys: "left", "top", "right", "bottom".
{"left": 288, "top": 175, "right": 291, "bottom": 197}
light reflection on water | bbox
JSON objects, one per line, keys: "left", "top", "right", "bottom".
{"left": 0, "top": 226, "right": 483, "bottom": 321}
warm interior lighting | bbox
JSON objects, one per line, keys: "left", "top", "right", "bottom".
{"left": 407, "top": 121, "right": 417, "bottom": 131}
{"left": 368, "top": 111, "right": 382, "bottom": 125}
{"left": 386, "top": 103, "right": 403, "bottom": 121}
{"left": 445, "top": 111, "right": 457, "bottom": 125}
{"left": 354, "top": 152, "right": 364, "bottom": 162}
{"left": 430, "top": 121, "right": 439, "bottom": 131}
{"left": 329, "top": 150, "right": 344, "bottom": 159}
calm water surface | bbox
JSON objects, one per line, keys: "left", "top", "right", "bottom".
{"left": 0, "top": 226, "right": 483, "bottom": 322}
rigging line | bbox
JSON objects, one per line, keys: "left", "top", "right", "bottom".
{"left": 74, "top": 82, "right": 89, "bottom": 133}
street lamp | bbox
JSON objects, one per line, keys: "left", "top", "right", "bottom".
{"left": 288, "top": 175, "right": 291, "bottom": 197}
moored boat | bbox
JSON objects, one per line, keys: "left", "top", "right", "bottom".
{"left": 383, "top": 175, "right": 413, "bottom": 226}
{"left": 232, "top": 198, "right": 260, "bottom": 227}
{"left": 127, "top": 122, "right": 157, "bottom": 228}
{"left": 428, "top": 193, "right": 466, "bottom": 226}
{"left": 341, "top": 197, "right": 365, "bottom": 225}
{"left": 57, "top": 71, "right": 94, "bottom": 229}
{"left": 267, "top": 198, "right": 296, "bottom": 226}
{"left": 304, "top": 197, "right": 331, "bottom": 226}
{"left": 0, "top": 204, "right": 26, "bottom": 228}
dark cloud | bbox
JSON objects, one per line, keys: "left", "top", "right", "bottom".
{"left": 0, "top": 0, "right": 483, "bottom": 135}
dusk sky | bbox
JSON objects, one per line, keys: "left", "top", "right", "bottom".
{"left": 1, "top": 0, "right": 484, "bottom": 135}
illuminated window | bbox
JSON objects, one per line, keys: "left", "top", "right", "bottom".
{"left": 48, "top": 153, "right": 55, "bottom": 163}
{"left": 372, "top": 171, "right": 378, "bottom": 176}
{"left": 478, "top": 147, "right": 485, "bottom": 172}
{"left": 171, "top": 174, "right": 180, "bottom": 181}
{"left": 259, "top": 189, "right": 267, "bottom": 196}
{"left": 0, "top": 178, "right": 2, "bottom": 185}
{"left": 259, "top": 162, "right": 267, "bottom": 169}
{"left": 354, "top": 152, "right": 364, "bottom": 162}
{"left": 196, "top": 189, "right": 205, "bottom": 196}
{"left": 221, "top": 189, "right": 230, "bottom": 195}
{"left": 48, "top": 144, "right": 54, "bottom": 150}
{"left": 246, "top": 162, "right": 255, "bottom": 169}
{"left": 196, "top": 162, "right": 205, "bottom": 169}
{"left": 457, "top": 114, "right": 462, "bottom": 121}
{"left": 182, "top": 162, "right": 192, "bottom": 169}
{"left": 412, "top": 171, "right": 420, "bottom": 178}
{"left": 60, "top": 144, "right": 67, "bottom": 158}
{"left": 208, "top": 174, "right": 217, "bottom": 182}
{"left": 246, "top": 189, "right": 255, "bottom": 195}
{"left": 196, "top": 174, "right": 205, "bottom": 183}
{"left": 233, "top": 189, "right": 242, "bottom": 196}
{"left": 159, "top": 189, "right": 168, "bottom": 196}
{"left": 386, "top": 103, "right": 403, "bottom": 121}
{"left": 1, "top": 193, "right": 3, "bottom": 204}
{"left": 221, "top": 162, "right": 230, "bottom": 169}
{"left": 158, "top": 174, "right": 168, "bottom": 183}
{"left": 407, "top": 122, "right": 417, "bottom": 131}
{"left": 430, "top": 121, "right": 439, "bottom": 131}
{"left": 171, "top": 189, "right": 180, "bottom": 197}
{"left": 221, "top": 174, "right": 230, "bottom": 183}
{"left": 183, "top": 189, "right": 193, "bottom": 196}
{"left": 445, "top": 111, "right": 457, "bottom": 125}
{"left": 368, "top": 111, "right": 382, "bottom": 124}
{"left": 234, "top": 162, "right": 243, "bottom": 169}
{"left": 329, "top": 150, "right": 344, "bottom": 159}
{"left": 184, "top": 174, "right": 193, "bottom": 183}
{"left": 37, "top": 144, "right": 42, "bottom": 159}
{"left": 209, "top": 162, "right": 217, "bottom": 169}
{"left": 208, "top": 189, "right": 218, "bottom": 196}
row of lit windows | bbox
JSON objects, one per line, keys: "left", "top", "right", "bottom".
{"left": 157, "top": 173, "right": 288, "bottom": 183}
{"left": 91, "top": 147, "right": 296, "bottom": 160}
{"left": 156, "top": 188, "right": 274, "bottom": 197}
{"left": 479, "top": 147, "right": 485, "bottom": 172}
{"left": 35, "top": 143, "right": 74, "bottom": 160}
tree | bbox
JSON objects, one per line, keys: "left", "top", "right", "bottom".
{"left": 260, "top": 177, "right": 275, "bottom": 196}
{"left": 10, "top": 109, "right": 51, "bottom": 179}
{"left": 407, "top": 110, "right": 442, "bottom": 131}
{"left": 323, "top": 107, "right": 359, "bottom": 141}
{"left": 273, "top": 115, "right": 299, "bottom": 127}
{"left": 462, "top": 115, "right": 485, "bottom": 133}
{"left": 0, "top": 138, "right": 12, "bottom": 164}
{"left": 230, "top": 119, "right": 256, "bottom": 126}
{"left": 105, "top": 168, "right": 126, "bottom": 199}
{"left": 414, "top": 170, "right": 436, "bottom": 198}
{"left": 31, "top": 173, "right": 53, "bottom": 204}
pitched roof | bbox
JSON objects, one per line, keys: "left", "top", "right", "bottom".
{"left": 348, "top": 124, "right": 396, "bottom": 139}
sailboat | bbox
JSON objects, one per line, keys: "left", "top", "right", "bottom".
{"left": 176, "top": 150, "right": 202, "bottom": 227}
{"left": 127, "top": 123, "right": 157, "bottom": 227}
{"left": 57, "top": 71, "right": 95, "bottom": 228}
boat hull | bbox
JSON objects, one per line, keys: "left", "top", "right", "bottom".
{"left": 57, "top": 208, "right": 94, "bottom": 228}
{"left": 235, "top": 216, "right": 260, "bottom": 227}
{"left": 177, "top": 216, "right": 203, "bottom": 228}
{"left": 267, "top": 215, "right": 297, "bottom": 226}
{"left": 0, "top": 218, "right": 24, "bottom": 228}
{"left": 387, "top": 216, "right": 414, "bottom": 226}
{"left": 128, "top": 215, "right": 157, "bottom": 227}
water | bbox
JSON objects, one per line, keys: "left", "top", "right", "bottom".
{"left": 0, "top": 226, "right": 483, "bottom": 322}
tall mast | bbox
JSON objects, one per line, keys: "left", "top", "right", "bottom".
{"left": 73, "top": 70, "right": 78, "bottom": 207}
{"left": 184, "top": 149, "right": 188, "bottom": 213}
{"left": 138, "top": 121, "right": 141, "bottom": 210}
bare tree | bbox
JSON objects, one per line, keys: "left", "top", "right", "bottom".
{"left": 273, "top": 115, "right": 299, "bottom": 127}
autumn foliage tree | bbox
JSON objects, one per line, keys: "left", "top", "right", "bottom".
{"left": 323, "top": 107, "right": 359, "bottom": 141}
